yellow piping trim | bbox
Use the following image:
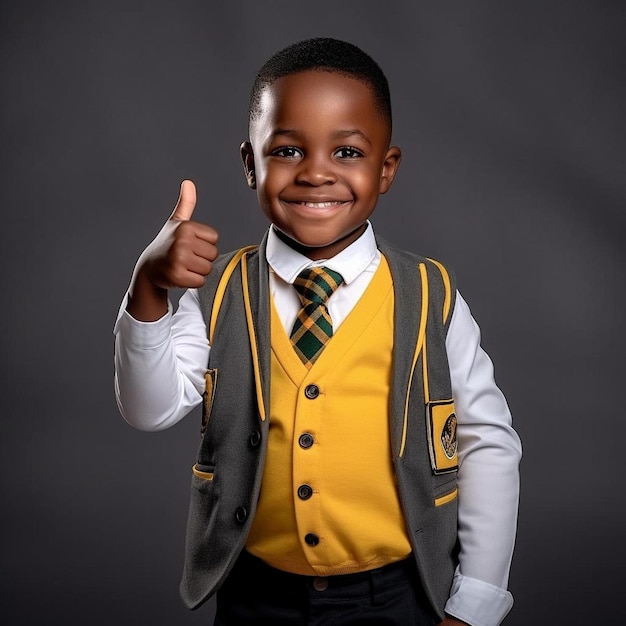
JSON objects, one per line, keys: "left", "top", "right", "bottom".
{"left": 241, "top": 253, "right": 267, "bottom": 422}
{"left": 422, "top": 333, "right": 430, "bottom": 405}
{"left": 427, "top": 258, "right": 451, "bottom": 324}
{"left": 192, "top": 465, "right": 214, "bottom": 481}
{"left": 434, "top": 487, "right": 458, "bottom": 507}
{"left": 209, "top": 246, "right": 257, "bottom": 344}
{"left": 400, "top": 262, "right": 429, "bottom": 458}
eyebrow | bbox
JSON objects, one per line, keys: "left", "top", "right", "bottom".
{"left": 333, "top": 129, "right": 372, "bottom": 145}
{"left": 270, "top": 128, "right": 372, "bottom": 146}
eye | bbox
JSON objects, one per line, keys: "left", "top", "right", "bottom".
{"left": 271, "top": 146, "right": 302, "bottom": 159}
{"left": 334, "top": 146, "right": 363, "bottom": 159}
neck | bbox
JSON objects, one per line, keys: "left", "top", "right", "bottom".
{"left": 273, "top": 223, "right": 368, "bottom": 261}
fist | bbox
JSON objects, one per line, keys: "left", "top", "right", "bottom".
{"left": 137, "top": 179, "right": 219, "bottom": 290}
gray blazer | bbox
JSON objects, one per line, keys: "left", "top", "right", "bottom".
{"left": 180, "top": 233, "right": 458, "bottom": 621}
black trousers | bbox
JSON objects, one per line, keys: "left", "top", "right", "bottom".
{"left": 214, "top": 551, "right": 438, "bottom": 626}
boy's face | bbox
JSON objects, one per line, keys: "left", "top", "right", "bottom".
{"left": 241, "top": 70, "right": 401, "bottom": 260}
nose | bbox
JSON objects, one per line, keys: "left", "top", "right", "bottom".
{"left": 295, "top": 154, "right": 337, "bottom": 186}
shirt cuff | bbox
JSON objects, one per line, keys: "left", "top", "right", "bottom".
{"left": 113, "top": 292, "right": 174, "bottom": 348}
{"left": 444, "top": 573, "right": 514, "bottom": 626}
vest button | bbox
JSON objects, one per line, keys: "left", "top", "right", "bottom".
{"left": 304, "top": 384, "right": 320, "bottom": 399}
{"left": 297, "top": 484, "right": 313, "bottom": 500}
{"left": 298, "top": 433, "right": 314, "bottom": 449}
{"left": 249, "top": 430, "right": 261, "bottom": 448}
{"left": 312, "top": 577, "right": 329, "bottom": 592}
{"left": 304, "top": 533, "right": 319, "bottom": 546}
{"left": 234, "top": 506, "right": 248, "bottom": 524}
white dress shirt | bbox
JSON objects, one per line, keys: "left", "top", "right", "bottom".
{"left": 114, "top": 223, "right": 522, "bottom": 626}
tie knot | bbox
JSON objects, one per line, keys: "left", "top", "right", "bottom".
{"left": 293, "top": 267, "right": 344, "bottom": 306}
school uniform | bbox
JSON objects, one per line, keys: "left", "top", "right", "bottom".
{"left": 114, "top": 224, "right": 521, "bottom": 626}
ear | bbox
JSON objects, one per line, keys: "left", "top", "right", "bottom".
{"left": 379, "top": 146, "right": 402, "bottom": 194}
{"left": 240, "top": 141, "right": 257, "bottom": 189}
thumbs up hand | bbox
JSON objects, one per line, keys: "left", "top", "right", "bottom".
{"left": 147, "top": 179, "right": 219, "bottom": 290}
{"left": 127, "top": 180, "right": 219, "bottom": 321}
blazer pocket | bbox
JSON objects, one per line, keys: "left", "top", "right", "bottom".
{"left": 192, "top": 463, "right": 215, "bottom": 481}
{"left": 434, "top": 485, "right": 458, "bottom": 507}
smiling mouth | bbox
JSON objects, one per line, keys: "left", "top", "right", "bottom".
{"left": 289, "top": 200, "right": 349, "bottom": 208}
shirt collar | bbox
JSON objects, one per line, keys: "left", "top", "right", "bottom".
{"left": 266, "top": 223, "right": 378, "bottom": 285}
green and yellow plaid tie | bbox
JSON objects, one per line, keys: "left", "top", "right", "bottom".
{"left": 290, "top": 267, "right": 344, "bottom": 367}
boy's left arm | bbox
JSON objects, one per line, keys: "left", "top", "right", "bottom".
{"left": 443, "top": 292, "right": 522, "bottom": 626}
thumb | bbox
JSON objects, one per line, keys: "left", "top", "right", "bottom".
{"left": 170, "top": 179, "right": 197, "bottom": 221}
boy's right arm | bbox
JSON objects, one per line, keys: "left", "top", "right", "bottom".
{"left": 114, "top": 180, "right": 217, "bottom": 430}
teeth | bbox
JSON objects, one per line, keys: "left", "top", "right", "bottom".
{"left": 299, "top": 201, "right": 342, "bottom": 208}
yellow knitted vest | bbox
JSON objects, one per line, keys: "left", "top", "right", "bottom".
{"left": 246, "top": 257, "right": 412, "bottom": 575}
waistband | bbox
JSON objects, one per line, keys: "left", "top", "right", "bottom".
{"left": 236, "top": 551, "right": 417, "bottom": 597}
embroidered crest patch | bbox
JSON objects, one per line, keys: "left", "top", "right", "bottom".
{"left": 427, "top": 400, "right": 459, "bottom": 474}
{"left": 201, "top": 368, "right": 218, "bottom": 438}
{"left": 441, "top": 413, "right": 458, "bottom": 459}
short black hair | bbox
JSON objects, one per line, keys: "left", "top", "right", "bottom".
{"left": 249, "top": 38, "right": 392, "bottom": 130}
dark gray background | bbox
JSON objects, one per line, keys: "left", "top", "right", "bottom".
{"left": 1, "top": 1, "right": 624, "bottom": 624}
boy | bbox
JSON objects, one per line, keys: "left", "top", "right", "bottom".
{"left": 114, "top": 38, "right": 521, "bottom": 625}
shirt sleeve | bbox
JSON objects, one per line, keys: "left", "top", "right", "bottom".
{"left": 113, "top": 288, "right": 210, "bottom": 431}
{"left": 443, "top": 291, "right": 522, "bottom": 626}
